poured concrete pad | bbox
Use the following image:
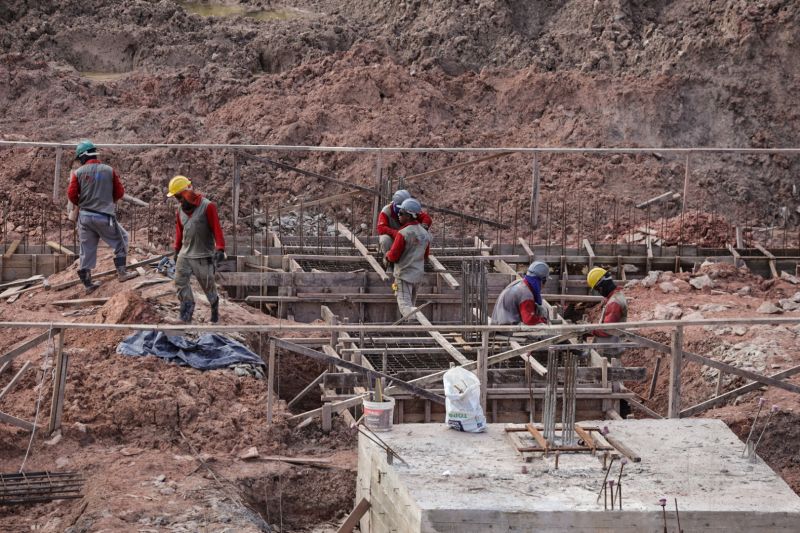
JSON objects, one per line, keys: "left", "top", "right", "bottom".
{"left": 356, "top": 419, "right": 800, "bottom": 532}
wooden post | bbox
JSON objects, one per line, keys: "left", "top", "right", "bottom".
{"left": 52, "top": 147, "right": 63, "bottom": 203}
{"left": 321, "top": 402, "right": 332, "bottom": 432}
{"left": 371, "top": 155, "right": 382, "bottom": 235}
{"left": 479, "top": 330, "right": 489, "bottom": 413}
{"left": 648, "top": 355, "right": 662, "bottom": 400}
{"left": 48, "top": 329, "right": 67, "bottom": 434}
{"left": 735, "top": 227, "right": 744, "bottom": 249}
{"left": 681, "top": 153, "right": 690, "bottom": 220}
{"left": 530, "top": 154, "right": 540, "bottom": 227}
{"left": 668, "top": 326, "right": 683, "bottom": 418}
{"left": 267, "top": 338, "right": 276, "bottom": 424}
{"left": 232, "top": 153, "right": 240, "bottom": 256}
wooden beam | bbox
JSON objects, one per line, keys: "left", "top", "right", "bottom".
{"left": 427, "top": 254, "right": 459, "bottom": 288}
{"left": 51, "top": 254, "right": 167, "bottom": 291}
{"left": 754, "top": 243, "right": 779, "bottom": 278}
{"left": 0, "top": 361, "right": 32, "bottom": 401}
{"left": 605, "top": 433, "right": 641, "bottom": 462}
{"left": 0, "top": 410, "right": 36, "bottom": 431}
{"left": 287, "top": 371, "right": 328, "bottom": 409}
{"left": 509, "top": 339, "right": 547, "bottom": 376}
{"left": 0, "top": 331, "right": 52, "bottom": 368}
{"left": 668, "top": 326, "right": 683, "bottom": 419}
{"left": 0, "top": 275, "right": 45, "bottom": 291}
{"left": 3, "top": 240, "right": 21, "bottom": 259}
{"left": 681, "top": 364, "right": 800, "bottom": 417}
{"left": 334, "top": 222, "right": 389, "bottom": 281}
{"left": 52, "top": 298, "right": 110, "bottom": 307}
{"left": 518, "top": 237, "right": 535, "bottom": 260}
{"left": 414, "top": 311, "right": 470, "bottom": 366}
{"left": 636, "top": 191, "right": 674, "bottom": 209}
{"left": 274, "top": 338, "right": 445, "bottom": 404}
{"left": 336, "top": 497, "right": 371, "bottom": 533}
{"left": 727, "top": 244, "right": 743, "bottom": 269}
{"left": 627, "top": 398, "right": 663, "bottom": 419}
{"left": 46, "top": 241, "right": 76, "bottom": 256}
{"left": 48, "top": 329, "right": 67, "bottom": 434}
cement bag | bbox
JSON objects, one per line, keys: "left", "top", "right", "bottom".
{"left": 443, "top": 366, "right": 486, "bottom": 433}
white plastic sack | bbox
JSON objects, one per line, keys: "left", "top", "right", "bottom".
{"left": 443, "top": 366, "right": 487, "bottom": 433}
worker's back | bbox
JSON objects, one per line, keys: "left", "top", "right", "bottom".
{"left": 393, "top": 223, "right": 430, "bottom": 283}
{"left": 75, "top": 162, "right": 116, "bottom": 216}
{"left": 491, "top": 279, "right": 533, "bottom": 325}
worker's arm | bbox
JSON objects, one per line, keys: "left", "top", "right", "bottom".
{"left": 385, "top": 232, "right": 406, "bottom": 263}
{"left": 519, "top": 300, "right": 547, "bottom": 325}
{"left": 590, "top": 301, "right": 623, "bottom": 337}
{"left": 174, "top": 210, "right": 183, "bottom": 253}
{"left": 424, "top": 242, "right": 430, "bottom": 259}
{"left": 205, "top": 202, "right": 226, "bottom": 251}
{"left": 419, "top": 211, "right": 433, "bottom": 230}
{"left": 67, "top": 172, "right": 80, "bottom": 205}
{"left": 111, "top": 169, "right": 125, "bottom": 202}
{"left": 377, "top": 210, "right": 398, "bottom": 238}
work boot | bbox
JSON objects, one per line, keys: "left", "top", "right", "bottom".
{"left": 179, "top": 301, "right": 195, "bottom": 323}
{"left": 210, "top": 299, "right": 219, "bottom": 323}
{"left": 114, "top": 257, "right": 137, "bottom": 282}
{"left": 77, "top": 269, "right": 101, "bottom": 295}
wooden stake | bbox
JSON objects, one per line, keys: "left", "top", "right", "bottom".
{"left": 648, "top": 355, "right": 662, "bottom": 400}
{"left": 668, "top": 326, "right": 683, "bottom": 419}
{"left": 267, "top": 338, "right": 276, "bottom": 424}
{"left": 48, "top": 329, "right": 67, "bottom": 434}
{"left": 479, "top": 330, "right": 489, "bottom": 413}
{"left": 336, "top": 497, "right": 371, "bottom": 533}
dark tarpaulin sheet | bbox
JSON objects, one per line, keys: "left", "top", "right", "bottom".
{"left": 117, "top": 331, "right": 265, "bottom": 370}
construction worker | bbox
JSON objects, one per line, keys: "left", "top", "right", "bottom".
{"left": 585, "top": 267, "right": 628, "bottom": 350}
{"left": 384, "top": 198, "right": 431, "bottom": 317}
{"left": 377, "top": 189, "right": 433, "bottom": 256}
{"left": 167, "top": 175, "right": 226, "bottom": 323}
{"left": 67, "top": 139, "right": 137, "bottom": 294}
{"left": 491, "top": 261, "right": 550, "bottom": 325}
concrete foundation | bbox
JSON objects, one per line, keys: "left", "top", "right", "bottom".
{"left": 356, "top": 419, "right": 800, "bottom": 532}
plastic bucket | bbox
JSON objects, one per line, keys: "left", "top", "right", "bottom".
{"left": 363, "top": 396, "right": 395, "bottom": 432}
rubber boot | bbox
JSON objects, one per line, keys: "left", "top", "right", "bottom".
{"left": 114, "top": 257, "right": 137, "bottom": 282}
{"left": 210, "top": 299, "right": 219, "bottom": 323}
{"left": 179, "top": 301, "right": 195, "bottom": 323}
{"left": 77, "top": 269, "right": 101, "bottom": 294}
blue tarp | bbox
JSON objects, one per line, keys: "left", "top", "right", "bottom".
{"left": 117, "top": 331, "right": 265, "bottom": 370}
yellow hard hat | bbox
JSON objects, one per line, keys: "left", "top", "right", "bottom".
{"left": 167, "top": 175, "right": 191, "bottom": 197}
{"left": 587, "top": 267, "right": 608, "bottom": 289}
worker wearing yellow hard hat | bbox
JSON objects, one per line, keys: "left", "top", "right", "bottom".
{"left": 585, "top": 267, "right": 628, "bottom": 353}
{"left": 167, "top": 175, "right": 226, "bottom": 323}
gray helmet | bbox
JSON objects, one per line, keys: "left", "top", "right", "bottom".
{"left": 399, "top": 198, "right": 422, "bottom": 215}
{"left": 527, "top": 261, "right": 550, "bottom": 280}
{"left": 392, "top": 189, "right": 411, "bottom": 205}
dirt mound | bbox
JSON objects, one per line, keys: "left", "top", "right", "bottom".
{"left": 97, "top": 289, "right": 159, "bottom": 323}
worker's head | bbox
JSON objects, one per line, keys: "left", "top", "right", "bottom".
{"left": 587, "top": 267, "right": 615, "bottom": 297}
{"left": 74, "top": 140, "right": 98, "bottom": 164}
{"left": 167, "top": 175, "right": 192, "bottom": 199}
{"left": 398, "top": 198, "right": 422, "bottom": 224}
{"left": 527, "top": 261, "right": 550, "bottom": 282}
{"left": 392, "top": 189, "right": 411, "bottom": 212}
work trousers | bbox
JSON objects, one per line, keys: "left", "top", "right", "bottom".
{"left": 78, "top": 212, "right": 129, "bottom": 270}
{"left": 395, "top": 279, "right": 418, "bottom": 317}
{"left": 175, "top": 255, "right": 219, "bottom": 306}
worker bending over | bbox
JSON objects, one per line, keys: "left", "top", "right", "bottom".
{"left": 167, "top": 175, "right": 226, "bottom": 323}
{"left": 585, "top": 267, "right": 628, "bottom": 351}
{"left": 377, "top": 189, "right": 432, "bottom": 256}
{"left": 67, "top": 139, "right": 137, "bottom": 294}
{"left": 384, "top": 198, "right": 431, "bottom": 317}
{"left": 491, "top": 261, "right": 550, "bottom": 325}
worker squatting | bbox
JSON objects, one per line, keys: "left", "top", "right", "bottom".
{"left": 68, "top": 140, "right": 226, "bottom": 323}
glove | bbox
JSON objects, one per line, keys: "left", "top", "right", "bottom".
{"left": 391, "top": 281, "right": 398, "bottom": 294}
{"left": 422, "top": 223, "right": 430, "bottom": 231}
{"left": 213, "top": 249, "right": 226, "bottom": 266}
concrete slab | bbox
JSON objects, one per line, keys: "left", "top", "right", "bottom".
{"left": 356, "top": 419, "right": 800, "bottom": 532}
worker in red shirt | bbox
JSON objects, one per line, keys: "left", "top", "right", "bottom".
{"left": 167, "top": 175, "right": 226, "bottom": 323}
{"left": 385, "top": 198, "right": 431, "bottom": 317}
{"left": 585, "top": 267, "right": 628, "bottom": 353}
{"left": 491, "top": 261, "right": 550, "bottom": 325}
{"left": 377, "top": 189, "right": 433, "bottom": 261}
{"left": 67, "top": 140, "right": 137, "bottom": 294}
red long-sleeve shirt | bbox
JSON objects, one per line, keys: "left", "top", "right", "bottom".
{"left": 386, "top": 222, "right": 430, "bottom": 263}
{"left": 174, "top": 194, "right": 225, "bottom": 253}
{"left": 67, "top": 159, "right": 124, "bottom": 206}
{"left": 519, "top": 279, "right": 547, "bottom": 325}
{"left": 377, "top": 207, "right": 433, "bottom": 238}
{"left": 592, "top": 288, "right": 625, "bottom": 337}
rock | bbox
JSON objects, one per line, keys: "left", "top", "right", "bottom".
{"left": 780, "top": 271, "right": 800, "bottom": 285}
{"left": 239, "top": 446, "right": 259, "bottom": 460}
{"left": 654, "top": 303, "right": 682, "bottom": 320}
{"left": 74, "top": 422, "right": 87, "bottom": 433}
{"left": 689, "top": 274, "right": 714, "bottom": 290}
{"left": 673, "top": 279, "right": 691, "bottom": 292}
{"left": 659, "top": 281, "right": 679, "bottom": 294}
{"left": 756, "top": 302, "right": 782, "bottom": 314}
{"left": 737, "top": 286, "right": 751, "bottom": 296}
{"left": 778, "top": 299, "right": 800, "bottom": 311}
{"left": 699, "top": 303, "right": 730, "bottom": 313}
{"left": 732, "top": 326, "right": 748, "bottom": 336}
{"left": 159, "top": 487, "right": 176, "bottom": 495}
{"left": 46, "top": 431, "right": 62, "bottom": 446}
{"left": 155, "top": 474, "right": 166, "bottom": 483}
{"left": 792, "top": 291, "right": 800, "bottom": 303}
{"left": 641, "top": 270, "right": 661, "bottom": 288}
{"left": 682, "top": 311, "right": 705, "bottom": 321}
{"left": 120, "top": 447, "right": 143, "bottom": 456}
{"left": 55, "top": 456, "right": 70, "bottom": 468}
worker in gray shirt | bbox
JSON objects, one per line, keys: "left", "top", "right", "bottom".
{"left": 384, "top": 198, "right": 431, "bottom": 317}
{"left": 67, "top": 140, "right": 137, "bottom": 294}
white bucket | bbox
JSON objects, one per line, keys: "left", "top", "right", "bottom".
{"left": 363, "top": 396, "right": 395, "bottom": 432}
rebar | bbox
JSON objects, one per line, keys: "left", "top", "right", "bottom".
{"left": 542, "top": 347, "right": 558, "bottom": 442}
{"left": 561, "top": 350, "right": 577, "bottom": 445}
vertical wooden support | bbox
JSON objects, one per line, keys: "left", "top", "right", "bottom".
{"left": 424, "top": 400, "right": 431, "bottom": 423}
{"left": 321, "top": 402, "right": 332, "bottom": 432}
{"left": 48, "top": 329, "right": 66, "bottom": 434}
{"left": 235, "top": 255, "right": 245, "bottom": 300}
{"left": 267, "top": 338, "right": 276, "bottom": 425}
{"left": 681, "top": 153, "right": 690, "bottom": 220}
{"left": 530, "top": 153, "right": 540, "bottom": 227}
{"left": 52, "top": 147, "right": 63, "bottom": 202}
{"left": 648, "top": 355, "right": 662, "bottom": 400}
{"left": 232, "top": 153, "right": 240, "bottom": 256}
{"left": 735, "top": 227, "right": 744, "bottom": 249}
{"left": 371, "top": 154, "right": 382, "bottom": 235}
{"left": 668, "top": 326, "right": 684, "bottom": 419}
{"left": 479, "top": 330, "right": 489, "bottom": 413}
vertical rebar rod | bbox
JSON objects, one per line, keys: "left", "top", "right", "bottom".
{"left": 561, "top": 197, "right": 567, "bottom": 255}
{"left": 561, "top": 350, "right": 577, "bottom": 445}
{"left": 543, "top": 347, "right": 558, "bottom": 442}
